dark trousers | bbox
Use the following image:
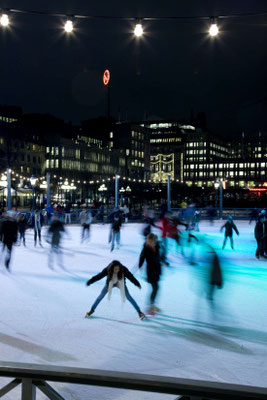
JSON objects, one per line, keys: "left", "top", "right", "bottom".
{"left": 256, "top": 239, "right": 265, "bottom": 257}
{"left": 222, "top": 235, "right": 233, "bottom": 249}
{"left": 150, "top": 281, "right": 159, "bottom": 305}
{"left": 3, "top": 242, "right": 13, "bottom": 269}
{"left": 34, "top": 228, "right": 41, "bottom": 244}
{"left": 91, "top": 284, "right": 140, "bottom": 313}
{"left": 81, "top": 224, "right": 90, "bottom": 241}
{"left": 19, "top": 230, "right": 25, "bottom": 245}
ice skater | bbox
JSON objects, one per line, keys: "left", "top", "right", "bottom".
{"left": 17, "top": 213, "right": 28, "bottom": 246}
{"left": 47, "top": 215, "right": 65, "bottom": 269}
{"left": 254, "top": 212, "right": 267, "bottom": 259}
{"left": 139, "top": 233, "right": 162, "bottom": 315}
{"left": 220, "top": 216, "right": 239, "bottom": 249}
{"left": 80, "top": 209, "right": 92, "bottom": 242}
{"left": 85, "top": 260, "right": 145, "bottom": 320}
{"left": 1, "top": 212, "right": 18, "bottom": 270}
{"left": 32, "top": 209, "right": 44, "bottom": 246}
{"left": 110, "top": 211, "right": 122, "bottom": 251}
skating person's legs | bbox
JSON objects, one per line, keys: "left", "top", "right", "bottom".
{"left": 222, "top": 235, "right": 228, "bottom": 249}
{"left": 256, "top": 239, "right": 264, "bottom": 258}
{"left": 150, "top": 281, "right": 159, "bottom": 305}
{"left": 90, "top": 285, "right": 109, "bottom": 312}
{"left": 115, "top": 232, "right": 120, "bottom": 248}
{"left": 111, "top": 231, "right": 115, "bottom": 251}
{"left": 34, "top": 229, "right": 37, "bottom": 245}
{"left": 38, "top": 228, "right": 42, "bottom": 245}
{"left": 230, "top": 236, "right": 234, "bottom": 249}
{"left": 124, "top": 286, "right": 141, "bottom": 313}
{"left": 5, "top": 242, "right": 12, "bottom": 270}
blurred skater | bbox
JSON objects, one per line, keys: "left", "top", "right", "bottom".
{"left": 220, "top": 216, "right": 239, "bottom": 250}
{"left": 47, "top": 215, "right": 65, "bottom": 269}
{"left": 111, "top": 211, "right": 122, "bottom": 252}
{"left": 85, "top": 260, "right": 145, "bottom": 320}
{"left": 139, "top": 233, "right": 162, "bottom": 315}
{"left": 1, "top": 212, "right": 18, "bottom": 270}
{"left": 32, "top": 209, "right": 44, "bottom": 246}
{"left": 17, "top": 213, "right": 28, "bottom": 246}
{"left": 80, "top": 209, "right": 92, "bottom": 242}
{"left": 194, "top": 211, "right": 200, "bottom": 232}
{"left": 254, "top": 212, "right": 267, "bottom": 259}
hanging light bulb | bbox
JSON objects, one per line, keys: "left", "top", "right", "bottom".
{"left": 64, "top": 19, "right": 73, "bottom": 33}
{"left": 0, "top": 13, "right": 9, "bottom": 27}
{"left": 209, "top": 18, "right": 219, "bottom": 36}
{"left": 134, "top": 23, "right": 143, "bottom": 37}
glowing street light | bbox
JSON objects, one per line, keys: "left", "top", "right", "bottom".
{"left": 64, "top": 19, "right": 73, "bottom": 33}
{"left": 134, "top": 23, "right": 143, "bottom": 37}
{"left": 0, "top": 13, "right": 9, "bottom": 27}
{"left": 209, "top": 20, "right": 219, "bottom": 37}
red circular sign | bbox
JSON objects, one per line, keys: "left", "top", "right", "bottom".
{"left": 103, "top": 69, "right": 110, "bottom": 86}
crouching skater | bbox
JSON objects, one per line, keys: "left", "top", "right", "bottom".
{"left": 85, "top": 260, "right": 145, "bottom": 320}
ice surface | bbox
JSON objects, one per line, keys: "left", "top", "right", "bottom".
{"left": 0, "top": 221, "right": 266, "bottom": 399}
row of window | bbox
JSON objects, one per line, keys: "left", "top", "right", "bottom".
{"left": 184, "top": 171, "right": 265, "bottom": 178}
{"left": 21, "top": 154, "right": 42, "bottom": 164}
{"left": 131, "top": 160, "right": 145, "bottom": 167}
{"left": 184, "top": 162, "right": 267, "bottom": 170}
{"left": 150, "top": 138, "right": 182, "bottom": 143}
{"left": 131, "top": 131, "right": 145, "bottom": 140}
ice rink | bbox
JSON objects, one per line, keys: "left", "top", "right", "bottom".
{"left": 0, "top": 220, "right": 267, "bottom": 399}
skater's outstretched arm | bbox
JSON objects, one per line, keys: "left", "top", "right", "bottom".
{"left": 86, "top": 267, "right": 108, "bottom": 286}
{"left": 124, "top": 267, "right": 141, "bottom": 288}
{"left": 138, "top": 247, "right": 146, "bottom": 268}
{"left": 233, "top": 223, "right": 239, "bottom": 235}
{"left": 220, "top": 223, "right": 226, "bottom": 233}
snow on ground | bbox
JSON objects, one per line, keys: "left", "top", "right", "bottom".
{"left": 0, "top": 220, "right": 267, "bottom": 399}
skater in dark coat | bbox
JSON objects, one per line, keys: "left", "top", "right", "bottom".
{"left": 1, "top": 213, "right": 18, "bottom": 270}
{"left": 220, "top": 216, "right": 239, "bottom": 249}
{"left": 47, "top": 215, "right": 65, "bottom": 269}
{"left": 254, "top": 214, "right": 267, "bottom": 259}
{"left": 207, "top": 245, "right": 223, "bottom": 301}
{"left": 110, "top": 211, "right": 122, "bottom": 251}
{"left": 17, "top": 213, "right": 28, "bottom": 246}
{"left": 85, "top": 260, "right": 145, "bottom": 320}
{"left": 139, "top": 233, "right": 162, "bottom": 314}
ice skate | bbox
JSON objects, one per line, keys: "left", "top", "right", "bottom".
{"left": 138, "top": 311, "right": 145, "bottom": 320}
{"left": 147, "top": 306, "right": 155, "bottom": 316}
{"left": 85, "top": 309, "right": 94, "bottom": 318}
{"left": 152, "top": 306, "right": 161, "bottom": 313}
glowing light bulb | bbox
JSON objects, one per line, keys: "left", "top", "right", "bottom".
{"left": 134, "top": 23, "right": 143, "bottom": 37}
{"left": 0, "top": 13, "right": 9, "bottom": 27}
{"left": 64, "top": 19, "right": 73, "bottom": 33}
{"left": 209, "top": 23, "right": 219, "bottom": 36}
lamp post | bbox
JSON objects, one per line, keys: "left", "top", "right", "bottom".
{"left": 115, "top": 175, "right": 119, "bottom": 209}
{"left": 30, "top": 175, "right": 37, "bottom": 210}
{"left": 214, "top": 181, "right": 219, "bottom": 210}
{"left": 167, "top": 174, "right": 171, "bottom": 212}
{"left": 219, "top": 178, "right": 223, "bottom": 220}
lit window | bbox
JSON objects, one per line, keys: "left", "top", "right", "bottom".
{"left": 46, "top": 147, "right": 50, "bottom": 153}
{"left": 110, "top": 132, "right": 113, "bottom": 138}
{"left": 46, "top": 160, "right": 49, "bottom": 168}
{"left": 55, "top": 160, "right": 59, "bottom": 168}
{"left": 126, "top": 149, "right": 130, "bottom": 156}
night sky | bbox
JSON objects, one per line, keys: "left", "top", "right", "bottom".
{"left": 0, "top": 0, "right": 266, "bottom": 135}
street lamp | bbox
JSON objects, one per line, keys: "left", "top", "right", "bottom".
{"left": 215, "top": 179, "right": 223, "bottom": 219}
{"left": 214, "top": 181, "right": 219, "bottom": 210}
{"left": 30, "top": 175, "right": 37, "bottom": 210}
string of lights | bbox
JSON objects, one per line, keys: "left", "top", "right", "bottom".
{"left": 0, "top": 7, "right": 266, "bottom": 37}
{"left": 0, "top": 169, "right": 183, "bottom": 187}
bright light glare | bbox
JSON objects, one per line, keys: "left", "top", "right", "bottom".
{"left": 0, "top": 14, "right": 9, "bottom": 27}
{"left": 134, "top": 23, "right": 143, "bottom": 37}
{"left": 209, "top": 23, "right": 219, "bottom": 36}
{"left": 64, "top": 20, "right": 73, "bottom": 33}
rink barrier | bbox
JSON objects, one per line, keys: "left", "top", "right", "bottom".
{"left": 0, "top": 361, "right": 267, "bottom": 400}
